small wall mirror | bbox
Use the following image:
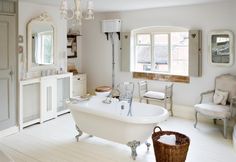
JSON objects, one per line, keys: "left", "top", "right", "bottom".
{"left": 209, "top": 30, "right": 234, "bottom": 66}
{"left": 27, "top": 13, "right": 56, "bottom": 71}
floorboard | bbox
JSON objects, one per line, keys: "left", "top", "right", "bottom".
{"left": 0, "top": 114, "right": 235, "bottom": 162}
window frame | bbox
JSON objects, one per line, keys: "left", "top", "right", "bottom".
{"left": 134, "top": 33, "right": 152, "bottom": 71}
{"left": 152, "top": 32, "right": 171, "bottom": 73}
{"left": 38, "top": 31, "right": 54, "bottom": 65}
{"left": 134, "top": 31, "right": 188, "bottom": 76}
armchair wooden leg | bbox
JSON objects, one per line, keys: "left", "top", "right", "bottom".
{"left": 170, "top": 98, "right": 173, "bottom": 116}
{"left": 164, "top": 99, "right": 167, "bottom": 109}
{"left": 223, "top": 119, "right": 227, "bottom": 139}
{"left": 139, "top": 98, "right": 142, "bottom": 103}
{"left": 213, "top": 119, "right": 217, "bottom": 125}
{"left": 194, "top": 111, "right": 198, "bottom": 128}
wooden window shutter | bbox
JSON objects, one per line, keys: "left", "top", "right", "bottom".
{"left": 120, "top": 32, "right": 131, "bottom": 72}
{"left": 189, "top": 30, "right": 202, "bottom": 77}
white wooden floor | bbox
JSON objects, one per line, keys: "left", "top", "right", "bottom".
{"left": 0, "top": 114, "right": 236, "bottom": 162}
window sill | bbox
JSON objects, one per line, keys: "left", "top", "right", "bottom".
{"left": 132, "top": 72, "right": 190, "bottom": 83}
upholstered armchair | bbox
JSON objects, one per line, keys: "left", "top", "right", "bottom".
{"left": 138, "top": 81, "right": 173, "bottom": 116}
{"left": 194, "top": 74, "right": 236, "bottom": 138}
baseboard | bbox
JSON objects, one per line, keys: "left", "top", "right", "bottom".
{"left": 0, "top": 126, "right": 19, "bottom": 138}
{"left": 134, "top": 98, "right": 235, "bottom": 127}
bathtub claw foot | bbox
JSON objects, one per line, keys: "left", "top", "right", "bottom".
{"left": 75, "top": 125, "right": 83, "bottom": 142}
{"left": 127, "top": 140, "right": 140, "bottom": 160}
{"left": 145, "top": 142, "right": 151, "bottom": 151}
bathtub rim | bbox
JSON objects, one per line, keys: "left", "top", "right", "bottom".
{"left": 67, "top": 101, "right": 169, "bottom": 124}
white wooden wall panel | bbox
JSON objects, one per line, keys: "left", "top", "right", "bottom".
{"left": 0, "top": 14, "right": 16, "bottom": 131}
{"left": 0, "top": 79, "right": 9, "bottom": 122}
{"left": 0, "top": 0, "right": 16, "bottom": 14}
{"left": 0, "top": 21, "right": 8, "bottom": 69}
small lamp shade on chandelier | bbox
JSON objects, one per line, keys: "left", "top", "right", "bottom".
{"left": 60, "top": 0, "right": 94, "bottom": 25}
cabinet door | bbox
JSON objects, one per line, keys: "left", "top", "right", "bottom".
{"left": 41, "top": 77, "right": 57, "bottom": 122}
{"left": 57, "top": 76, "right": 71, "bottom": 113}
{"left": 21, "top": 82, "right": 40, "bottom": 127}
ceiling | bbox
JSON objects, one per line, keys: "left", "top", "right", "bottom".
{"left": 21, "top": 0, "right": 228, "bottom": 12}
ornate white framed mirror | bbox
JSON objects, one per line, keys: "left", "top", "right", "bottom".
{"left": 209, "top": 30, "right": 234, "bottom": 66}
{"left": 27, "top": 13, "right": 56, "bottom": 71}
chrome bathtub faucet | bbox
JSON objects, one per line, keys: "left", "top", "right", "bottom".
{"left": 102, "top": 88, "right": 120, "bottom": 104}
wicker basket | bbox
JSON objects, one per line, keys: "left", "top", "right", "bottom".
{"left": 152, "top": 126, "right": 190, "bottom": 162}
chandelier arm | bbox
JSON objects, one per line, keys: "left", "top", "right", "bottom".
{"left": 60, "top": 0, "right": 94, "bottom": 22}
{"left": 63, "top": 8, "right": 75, "bottom": 20}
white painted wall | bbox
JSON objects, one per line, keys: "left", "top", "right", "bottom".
{"left": 18, "top": 1, "right": 67, "bottom": 79}
{"left": 81, "top": 1, "right": 236, "bottom": 107}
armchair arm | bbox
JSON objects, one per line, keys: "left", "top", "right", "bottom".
{"left": 230, "top": 96, "right": 236, "bottom": 107}
{"left": 230, "top": 96, "right": 236, "bottom": 118}
{"left": 231, "top": 96, "right": 236, "bottom": 103}
{"left": 199, "top": 90, "right": 215, "bottom": 103}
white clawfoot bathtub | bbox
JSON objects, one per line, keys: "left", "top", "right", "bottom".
{"left": 66, "top": 96, "right": 168, "bottom": 160}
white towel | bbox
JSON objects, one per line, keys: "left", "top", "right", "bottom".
{"left": 158, "top": 134, "right": 176, "bottom": 145}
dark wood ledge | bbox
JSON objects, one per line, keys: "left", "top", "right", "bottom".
{"left": 133, "top": 72, "right": 190, "bottom": 83}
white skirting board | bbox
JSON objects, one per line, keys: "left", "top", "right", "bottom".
{"left": 135, "top": 98, "right": 236, "bottom": 128}
{"left": 0, "top": 126, "right": 19, "bottom": 138}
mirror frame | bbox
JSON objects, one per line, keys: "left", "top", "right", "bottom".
{"left": 208, "top": 30, "right": 234, "bottom": 66}
{"left": 27, "top": 13, "right": 57, "bottom": 71}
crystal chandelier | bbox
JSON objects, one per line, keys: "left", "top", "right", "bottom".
{"left": 60, "top": 0, "right": 94, "bottom": 25}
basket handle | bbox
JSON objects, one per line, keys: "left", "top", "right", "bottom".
{"left": 153, "top": 126, "right": 162, "bottom": 133}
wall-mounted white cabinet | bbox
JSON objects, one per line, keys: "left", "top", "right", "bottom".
{"left": 19, "top": 73, "right": 72, "bottom": 130}
{"left": 72, "top": 74, "right": 87, "bottom": 97}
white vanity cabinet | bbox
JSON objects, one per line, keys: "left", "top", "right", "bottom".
{"left": 72, "top": 74, "right": 87, "bottom": 97}
{"left": 19, "top": 73, "right": 72, "bottom": 130}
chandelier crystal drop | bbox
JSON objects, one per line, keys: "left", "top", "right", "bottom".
{"left": 60, "top": 0, "right": 94, "bottom": 25}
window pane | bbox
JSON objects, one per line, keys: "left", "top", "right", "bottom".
{"left": 171, "top": 32, "right": 189, "bottom": 75}
{"left": 42, "top": 34, "right": 53, "bottom": 64}
{"left": 154, "top": 34, "right": 168, "bottom": 45}
{"left": 154, "top": 34, "right": 169, "bottom": 72}
{"left": 136, "top": 46, "right": 151, "bottom": 71}
{"left": 137, "top": 34, "right": 151, "bottom": 45}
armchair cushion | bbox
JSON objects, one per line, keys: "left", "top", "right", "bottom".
{"left": 213, "top": 92, "right": 224, "bottom": 105}
{"left": 144, "top": 91, "right": 165, "bottom": 100}
{"left": 194, "top": 102, "right": 231, "bottom": 119}
{"left": 213, "top": 89, "right": 229, "bottom": 105}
